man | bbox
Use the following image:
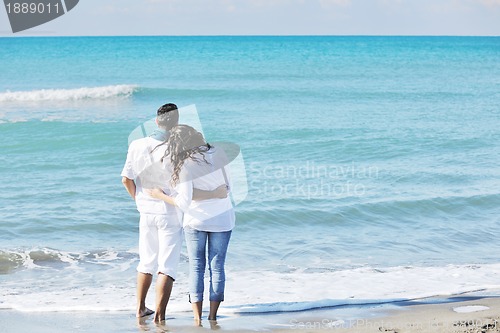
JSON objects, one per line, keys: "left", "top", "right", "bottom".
{"left": 121, "top": 103, "right": 226, "bottom": 322}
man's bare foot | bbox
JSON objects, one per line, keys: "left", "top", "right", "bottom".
{"left": 154, "top": 314, "right": 165, "bottom": 323}
{"left": 154, "top": 320, "right": 168, "bottom": 332}
{"left": 194, "top": 317, "right": 202, "bottom": 326}
{"left": 137, "top": 307, "right": 154, "bottom": 318}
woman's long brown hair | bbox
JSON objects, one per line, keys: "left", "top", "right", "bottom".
{"left": 155, "top": 125, "right": 211, "bottom": 186}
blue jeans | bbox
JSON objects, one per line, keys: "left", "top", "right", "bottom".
{"left": 184, "top": 227, "right": 232, "bottom": 303}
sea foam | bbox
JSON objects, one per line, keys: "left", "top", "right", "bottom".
{"left": 2, "top": 251, "right": 500, "bottom": 314}
{"left": 0, "top": 85, "right": 138, "bottom": 102}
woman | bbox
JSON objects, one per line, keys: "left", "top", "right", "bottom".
{"left": 150, "top": 125, "right": 235, "bottom": 324}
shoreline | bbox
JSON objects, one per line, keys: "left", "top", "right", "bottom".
{"left": 335, "top": 295, "right": 500, "bottom": 333}
{"left": 2, "top": 292, "right": 500, "bottom": 333}
{"left": 274, "top": 295, "right": 500, "bottom": 332}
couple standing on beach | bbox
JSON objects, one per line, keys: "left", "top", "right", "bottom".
{"left": 121, "top": 103, "right": 235, "bottom": 324}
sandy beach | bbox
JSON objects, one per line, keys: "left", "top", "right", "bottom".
{"left": 1, "top": 294, "right": 499, "bottom": 333}
{"left": 279, "top": 296, "right": 500, "bottom": 333}
{"left": 370, "top": 297, "right": 500, "bottom": 333}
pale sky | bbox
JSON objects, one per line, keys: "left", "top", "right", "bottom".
{"left": 1, "top": 0, "right": 500, "bottom": 36}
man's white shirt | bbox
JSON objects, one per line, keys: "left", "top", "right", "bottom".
{"left": 121, "top": 136, "right": 177, "bottom": 216}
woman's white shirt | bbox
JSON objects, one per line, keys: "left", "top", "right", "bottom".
{"left": 173, "top": 146, "right": 235, "bottom": 232}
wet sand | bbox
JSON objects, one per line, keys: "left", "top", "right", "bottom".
{"left": 2, "top": 294, "right": 499, "bottom": 333}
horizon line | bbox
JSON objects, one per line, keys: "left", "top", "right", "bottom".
{"left": 1, "top": 33, "right": 499, "bottom": 38}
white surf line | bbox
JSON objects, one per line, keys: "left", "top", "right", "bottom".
{"left": 453, "top": 305, "right": 490, "bottom": 313}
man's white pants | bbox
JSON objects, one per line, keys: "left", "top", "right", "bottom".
{"left": 137, "top": 213, "right": 183, "bottom": 280}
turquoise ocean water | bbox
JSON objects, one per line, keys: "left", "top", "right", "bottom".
{"left": 0, "top": 36, "right": 499, "bottom": 315}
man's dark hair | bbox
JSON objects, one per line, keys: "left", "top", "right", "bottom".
{"left": 157, "top": 103, "right": 179, "bottom": 130}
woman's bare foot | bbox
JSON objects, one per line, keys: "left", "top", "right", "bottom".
{"left": 137, "top": 307, "right": 154, "bottom": 318}
{"left": 193, "top": 317, "right": 202, "bottom": 326}
{"left": 209, "top": 319, "right": 221, "bottom": 330}
{"left": 192, "top": 301, "right": 203, "bottom": 326}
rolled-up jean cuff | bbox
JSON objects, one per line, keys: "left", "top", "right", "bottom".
{"left": 189, "top": 293, "right": 204, "bottom": 303}
{"left": 209, "top": 293, "right": 224, "bottom": 302}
